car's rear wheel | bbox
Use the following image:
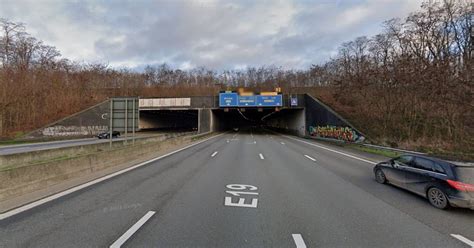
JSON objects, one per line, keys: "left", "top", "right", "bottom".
{"left": 375, "top": 169, "right": 387, "bottom": 184}
{"left": 427, "top": 187, "right": 449, "bottom": 209}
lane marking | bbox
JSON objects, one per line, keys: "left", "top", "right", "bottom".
{"left": 110, "top": 211, "right": 156, "bottom": 248}
{"left": 280, "top": 142, "right": 285, "bottom": 145}
{"left": 304, "top": 155, "right": 317, "bottom": 162}
{"left": 259, "top": 153, "right": 265, "bottom": 160}
{"left": 211, "top": 151, "right": 218, "bottom": 157}
{"left": 0, "top": 133, "right": 225, "bottom": 220}
{"left": 292, "top": 234, "right": 307, "bottom": 248}
{"left": 451, "top": 234, "right": 474, "bottom": 247}
{"left": 284, "top": 135, "right": 377, "bottom": 165}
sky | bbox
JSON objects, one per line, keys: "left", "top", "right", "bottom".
{"left": 0, "top": 0, "right": 423, "bottom": 71}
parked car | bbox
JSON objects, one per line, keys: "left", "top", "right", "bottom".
{"left": 97, "top": 131, "right": 120, "bottom": 139}
{"left": 373, "top": 154, "right": 474, "bottom": 210}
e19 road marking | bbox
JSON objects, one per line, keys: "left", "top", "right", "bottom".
{"left": 211, "top": 151, "right": 218, "bottom": 157}
{"left": 110, "top": 211, "right": 156, "bottom": 248}
{"left": 224, "top": 184, "right": 259, "bottom": 208}
{"left": 259, "top": 153, "right": 265, "bottom": 160}
{"left": 292, "top": 234, "right": 307, "bottom": 248}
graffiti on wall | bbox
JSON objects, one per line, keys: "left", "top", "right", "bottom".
{"left": 42, "top": 125, "right": 108, "bottom": 136}
{"left": 309, "top": 125, "right": 363, "bottom": 142}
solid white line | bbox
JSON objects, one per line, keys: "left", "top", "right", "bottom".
{"left": 0, "top": 133, "right": 224, "bottom": 220}
{"left": 292, "top": 234, "right": 307, "bottom": 248}
{"left": 259, "top": 153, "right": 264, "bottom": 160}
{"left": 284, "top": 135, "right": 377, "bottom": 165}
{"left": 211, "top": 151, "right": 218, "bottom": 157}
{"left": 110, "top": 211, "right": 156, "bottom": 248}
{"left": 304, "top": 155, "right": 317, "bottom": 162}
{"left": 451, "top": 234, "right": 474, "bottom": 247}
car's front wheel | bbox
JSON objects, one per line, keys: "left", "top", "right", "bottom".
{"left": 374, "top": 169, "right": 387, "bottom": 184}
{"left": 427, "top": 187, "right": 449, "bottom": 209}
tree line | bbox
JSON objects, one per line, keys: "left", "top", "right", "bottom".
{"left": 0, "top": 0, "right": 472, "bottom": 157}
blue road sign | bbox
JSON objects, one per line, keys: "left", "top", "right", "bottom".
{"left": 219, "top": 93, "right": 238, "bottom": 107}
{"left": 238, "top": 96, "right": 257, "bottom": 106}
{"left": 290, "top": 96, "right": 298, "bottom": 106}
{"left": 219, "top": 93, "right": 282, "bottom": 107}
{"left": 256, "top": 95, "right": 282, "bottom": 107}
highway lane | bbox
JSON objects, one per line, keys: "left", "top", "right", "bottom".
{"left": 0, "top": 130, "right": 472, "bottom": 247}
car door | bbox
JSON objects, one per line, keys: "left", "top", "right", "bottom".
{"left": 404, "top": 157, "right": 435, "bottom": 195}
{"left": 384, "top": 155, "right": 413, "bottom": 187}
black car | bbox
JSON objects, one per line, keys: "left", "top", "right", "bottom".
{"left": 373, "top": 154, "right": 474, "bottom": 210}
{"left": 97, "top": 131, "right": 120, "bottom": 139}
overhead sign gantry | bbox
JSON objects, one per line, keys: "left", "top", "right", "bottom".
{"left": 219, "top": 89, "right": 283, "bottom": 107}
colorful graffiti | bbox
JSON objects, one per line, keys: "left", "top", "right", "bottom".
{"left": 309, "top": 125, "right": 362, "bottom": 142}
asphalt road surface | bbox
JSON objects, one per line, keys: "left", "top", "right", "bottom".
{"left": 0, "top": 130, "right": 473, "bottom": 247}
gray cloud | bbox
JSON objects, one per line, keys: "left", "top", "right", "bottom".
{"left": 0, "top": 0, "right": 422, "bottom": 70}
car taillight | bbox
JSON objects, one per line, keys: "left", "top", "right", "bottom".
{"left": 447, "top": 180, "right": 474, "bottom": 192}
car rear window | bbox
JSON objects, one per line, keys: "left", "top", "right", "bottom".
{"left": 454, "top": 167, "right": 474, "bottom": 184}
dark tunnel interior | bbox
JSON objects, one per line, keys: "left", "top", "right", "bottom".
{"left": 138, "top": 108, "right": 305, "bottom": 135}
{"left": 139, "top": 110, "right": 199, "bottom": 131}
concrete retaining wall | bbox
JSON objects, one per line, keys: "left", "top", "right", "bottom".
{"left": 305, "top": 94, "right": 365, "bottom": 142}
{"left": 26, "top": 100, "right": 110, "bottom": 138}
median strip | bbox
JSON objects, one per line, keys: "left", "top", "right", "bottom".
{"left": 110, "top": 211, "right": 156, "bottom": 248}
{"left": 0, "top": 133, "right": 223, "bottom": 220}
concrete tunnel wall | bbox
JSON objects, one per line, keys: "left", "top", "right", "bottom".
{"left": 265, "top": 109, "right": 306, "bottom": 136}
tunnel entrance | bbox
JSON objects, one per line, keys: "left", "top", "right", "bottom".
{"left": 139, "top": 110, "right": 198, "bottom": 132}
{"left": 211, "top": 108, "right": 305, "bottom": 135}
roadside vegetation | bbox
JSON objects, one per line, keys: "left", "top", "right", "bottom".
{"left": 0, "top": 1, "right": 472, "bottom": 159}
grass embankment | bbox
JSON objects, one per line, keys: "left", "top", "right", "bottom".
{"left": 348, "top": 144, "right": 401, "bottom": 158}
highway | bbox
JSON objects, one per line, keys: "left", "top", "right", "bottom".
{"left": 0, "top": 130, "right": 473, "bottom": 247}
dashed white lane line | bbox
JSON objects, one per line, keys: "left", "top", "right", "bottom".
{"left": 280, "top": 142, "right": 285, "bottom": 145}
{"left": 292, "top": 234, "right": 307, "bottom": 248}
{"left": 110, "top": 211, "right": 156, "bottom": 248}
{"left": 0, "top": 133, "right": 224, "bottom": 220}
{"left": 304, "top": 155, "right": 317, "bottom": 162}
{"left": 284, "top": 135, "right": 376, "bottom": 165}
{"left": 211, "top": 151, "right": 218, "bottom": 157}
{"left": 259, "top": 153, "right": 265, "bottom": 160}
{"left": 451, "top": 234, "right": 474, "bottom": 247}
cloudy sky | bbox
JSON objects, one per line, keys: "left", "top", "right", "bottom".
{"left": 0, "top": 0, "right": 423, "bottom": 70}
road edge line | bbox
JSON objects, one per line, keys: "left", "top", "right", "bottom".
{"left": 283, "top": 135, "right": 377, "bottom": 165}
